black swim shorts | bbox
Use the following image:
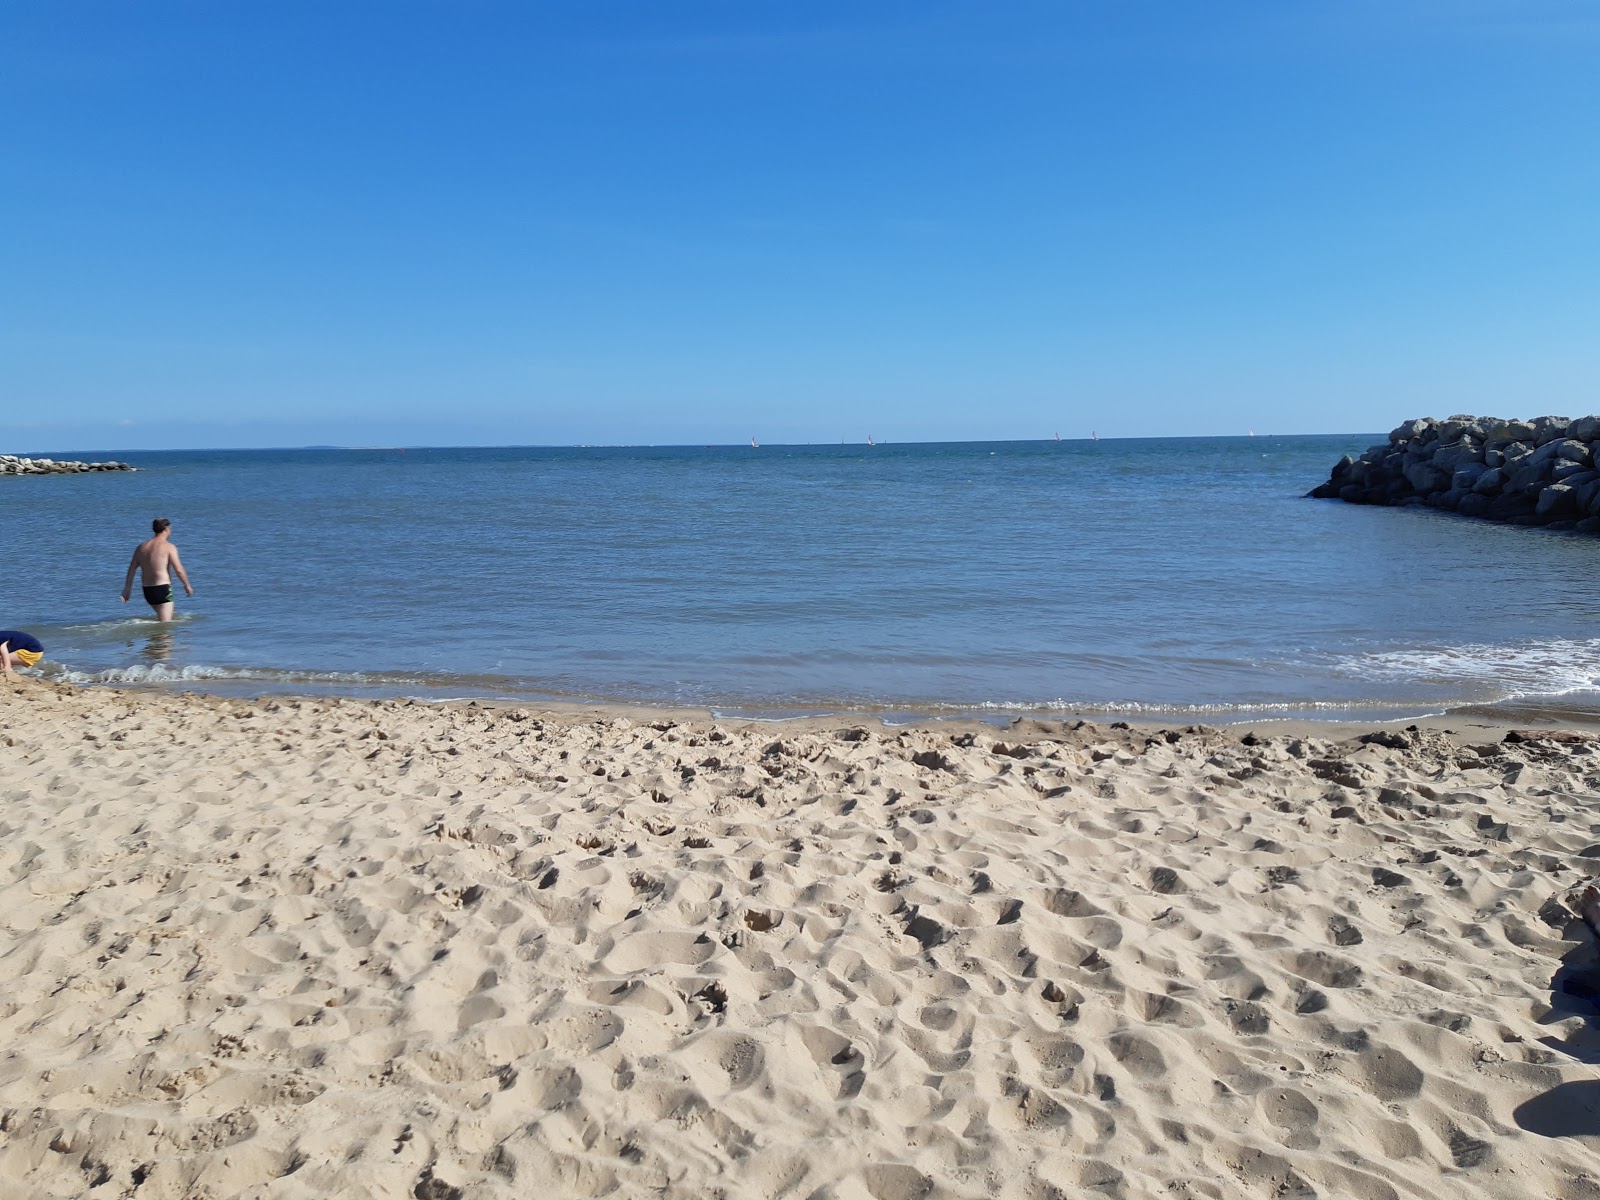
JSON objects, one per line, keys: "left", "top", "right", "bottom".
{"left": 143, "top": 584, "right": 174, "bottom": 606}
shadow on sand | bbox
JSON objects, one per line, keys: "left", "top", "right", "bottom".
{"left": 1518, "top": 908, "right": 1600, "bottom": 1140}
{"left": 1514, "top": 1080, "right": 1600, "bottom": 1138}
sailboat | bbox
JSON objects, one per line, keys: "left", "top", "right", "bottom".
{"left": 867, "top": 434, "right": 875, "bottom": 446}
{"left": 1054, "top": 432, "right": 1060, "bottom": 441}
{"left": 751, "top": 436, "right": 759, "bottom": 448}
{"left": 1091, "top": 430, "right": 1098, "bottom": 441}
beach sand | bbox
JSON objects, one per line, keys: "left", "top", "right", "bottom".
{"left": 2, "top": 679, "right": 1599, "bottom": 1198}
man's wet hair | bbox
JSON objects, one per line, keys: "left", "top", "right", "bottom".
{"left": 152, "top": 517, "right": 171, "bottom": 534}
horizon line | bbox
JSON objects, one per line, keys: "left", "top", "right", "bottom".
{"left": 5, "top": 431, "right": 1382, "bottom": 456}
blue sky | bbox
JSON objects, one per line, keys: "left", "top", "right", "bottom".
{"left": 2, "top": 1, "right": 1596, "bottom": 449}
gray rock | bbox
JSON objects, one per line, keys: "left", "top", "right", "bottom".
{"left": 1431, "top": 439, "right": 1484, "bottom": 471}
{"left": 1530, "top": 439, "right": 1566, "bottom": 466}
{"left": 1507, "top": 462, "right": 1548, "bottom": 494}
{"left": 1490, "top": 493, "right": 1537, "bottom": 520}
{"left": 1536, "top": 483, "right": 1578, "bottom": 517}
{"left": 1556, "top": 439, "right": 1592, "bottom": 464}
{"left": 1451, "top": 463, "right": 1488, "bottom": 490}
{"left": 1567, "top": 415, "right": 1600, "bottom": 441}
{"left": 1484, "top": 419, "right": 1535, "bottom": 442}
{"left": 1501, "top": 441, "right": 1534, "bottom": 466}
{"left": 1437, "top": 415, "right": 1488, "bottom": 442}
{"left": 1472, "top": 467, "right": 1504, "bottom": 494}
{"left": 1553, "top": 460, "right": 1590, "bottom": 483}
{"left": 1531, "top": 415, "right": 1572, "bottom": 445}
{"left": 1404, "top": 461, "right": 1449, "bottom": 493}
{"left": 1389, "top": 418, "right": 1433, "bottom": 444}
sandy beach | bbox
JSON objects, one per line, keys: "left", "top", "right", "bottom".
{"left": 3, "top": 679, "right": 1598, "bottom": 1199}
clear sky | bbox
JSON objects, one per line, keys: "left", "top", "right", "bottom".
{"left": 3, "top": 2, "right": 1596, "bottom": 450}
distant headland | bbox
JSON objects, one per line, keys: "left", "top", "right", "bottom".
{"left": 1310, "top": 415, "right": 1600, "bottom": 532}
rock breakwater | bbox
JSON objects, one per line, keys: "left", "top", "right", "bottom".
{"left": 1309, "top": 414, "right": 1600, "bottom": 531}
{"left": 1, "top": 455, "right": 134, "bottom": 476}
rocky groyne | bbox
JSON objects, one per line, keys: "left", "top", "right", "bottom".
{"left": 1309, "top": 414, "right": 1600, "bottom": 531}
{"left": 1, "top": 455, "right": 134, "bottom": 476}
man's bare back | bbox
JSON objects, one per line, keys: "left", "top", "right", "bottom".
{"left": 121, "top": 517, "right": 194, "bottom": 622}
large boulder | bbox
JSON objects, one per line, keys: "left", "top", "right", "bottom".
{"left": 1389, "top": 418, "right": 1434, "bottom": 444}
{"left": 1431, "top": 439, "right": 1484, "bottom": 471}
{"left": 1529, "top": 439, "right": 1566, "bottom": 466}
{"left": 1536, "top": 483, "right": 1579, "bottom": 518}
{"left": 1556, "top": 439, "right": 1592, "bottom": 464}
{"left": 1436, "top": 415, "right": 1486, "bottom": 442}
{"left": 1404, "top": 460, "right": 1449, "bottom": 493}
{"left": 1506, "top": 461, "right": 1548, "bottom": 494}
{"left": 1567, "top": 415, "right": 1600, "bottom": 441}
{"left": 1484, "top": 419, "right": 1536, "bottom": 442}
{"left": 1489, "top": 492, "right": 1538, "bottom": 520}
{"left": 1530, "top": 415, "right": 1572, "bottom": 445}
{"left": 1575, "top": 477, "right": 1600, "bottom": 513}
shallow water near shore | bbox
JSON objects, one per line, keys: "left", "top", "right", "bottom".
{"left": 8, "top": 436, "right": 1600, "bottom": 722}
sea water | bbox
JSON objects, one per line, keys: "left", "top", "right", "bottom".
{"left": 6, "top": 437, "right": 1600, "bottom": 722}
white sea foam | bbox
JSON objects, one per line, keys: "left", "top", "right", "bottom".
{"left": 51, "top": 663, "right": 395, "bottom": 687}
{"left": 941, "top": 698, "right": 1383, "bottom": 715}
{"left": 908, "top": 697, "right": 1442, "bottom": 725}
{"left": 1343, "top": 638, "right": 1600, "bottom": 700}
{"left": 39, "top": 636, "right": 1600, "bottom": 725}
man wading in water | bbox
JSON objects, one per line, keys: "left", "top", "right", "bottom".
{"left": 121, "top": 517, "right": 195, "bottom": 622}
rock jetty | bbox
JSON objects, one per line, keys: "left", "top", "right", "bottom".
{"left": 1309, "top": 414, "right": 1600, "bottom": 531}
{"left": 1, "top": 455, "right": 134, "bottom": 476}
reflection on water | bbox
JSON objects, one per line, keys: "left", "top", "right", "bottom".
{"left": 138, "top": 627, "right": 175, "bottom": 664}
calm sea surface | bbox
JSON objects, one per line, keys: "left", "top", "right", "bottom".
{"left": 7, "top": 437, "right": 1600, "bottom": 722}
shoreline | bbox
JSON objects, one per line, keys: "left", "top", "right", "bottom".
{"left": 33, "top": 667, "right": 1600, "bottom": 737}
{"left": 4, "top": 675, "right": 1600, "bottom": 1196}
